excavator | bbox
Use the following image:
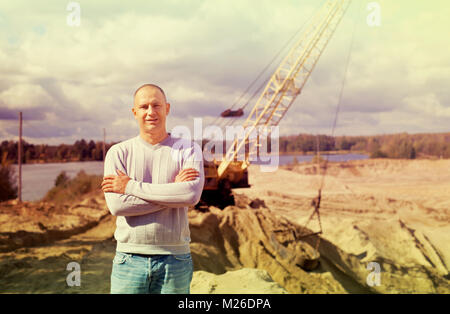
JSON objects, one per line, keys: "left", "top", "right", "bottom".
{"left": 200, "top": 0, "right": 352, "bottom": 208}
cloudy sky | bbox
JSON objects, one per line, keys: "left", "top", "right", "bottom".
{"left": 0, "top": 0, "right": 449, "bottom": 145}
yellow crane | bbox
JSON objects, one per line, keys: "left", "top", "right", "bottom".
{"left": 202, "top": 0, "right": 352, "bottom": 206}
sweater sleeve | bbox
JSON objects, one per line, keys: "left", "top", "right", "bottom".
{"left": 124, "top": 142, "right": 205, "bottom": 207}
{"left": 103, "top": 146, "right": 169, "bottom": 216}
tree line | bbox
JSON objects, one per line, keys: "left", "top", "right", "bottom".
{"left": 1, "top": 132, "right": 449, "bottom": 165}
{"left": 280, "top": 132, "right": 450, "bottom": 159}
{"left": 0, "top": 139, "right": 115, "bottom": 164}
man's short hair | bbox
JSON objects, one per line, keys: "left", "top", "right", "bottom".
{"left": 133, "top": 84, "right": 167, "bottom": 103}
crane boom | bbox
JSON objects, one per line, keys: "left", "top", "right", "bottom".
{"left": 217, "top": 0, "right": 351, "bottom": 178}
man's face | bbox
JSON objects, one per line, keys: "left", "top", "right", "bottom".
{"left": 132, "top": 87, "right": 170, "bottom": 134}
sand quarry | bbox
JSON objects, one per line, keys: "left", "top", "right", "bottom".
{"left": 0, "top": 158, "right": 449, "bottom": 294}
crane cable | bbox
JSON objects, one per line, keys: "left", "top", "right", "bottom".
{"left": 208, "top": 0, "right": 328, "bottom": 130}
{"left": 297, "top": 0, "right": 363, "bottom": 252}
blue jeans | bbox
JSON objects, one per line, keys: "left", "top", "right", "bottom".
{"left": 110, "top": 251, "right": 193, "bottom": 294}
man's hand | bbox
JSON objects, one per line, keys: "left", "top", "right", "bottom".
{"left": 175, "top": 168, "right": 199, "bottom": 183}
{"left": 101, "top": 169, "right": 131, "bottom": 194}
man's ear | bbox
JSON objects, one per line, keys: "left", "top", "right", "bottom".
{"left": 131, "top": 106, "right": 136, "bottom": 117}
{"left": 166, "top": 102, "right": 170, "bottom": 116}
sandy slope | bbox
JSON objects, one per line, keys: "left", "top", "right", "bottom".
{"left": 236, "top": 159, "right": 450, "bottom": 293}
{"left": 191, "top": 268, "right": 287, "bottom": 294}
{"left": 0, "top": 159, "right": 449, "bottom": 293}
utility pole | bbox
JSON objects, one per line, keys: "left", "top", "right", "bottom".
{"left": 103, "top": 128, "right": 106, "bottom": 161}
{"left": 18, "top": 111, "right": 22, "bottom": 203}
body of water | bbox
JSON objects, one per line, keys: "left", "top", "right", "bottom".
{"left": 12, "top": 153, "right": 368, "bottom": 201}
{"left": 12, "top": 161, "right": 105, "bottom": 202}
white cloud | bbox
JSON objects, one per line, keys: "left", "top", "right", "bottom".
{"left": 0, "top": 0, "right": 449, "bottom": 144}
{"left": 0, "top": 83, "right": 54, "bottom": 109}
{"left": 404, "top": 93, "right": 450, "bottom": 118}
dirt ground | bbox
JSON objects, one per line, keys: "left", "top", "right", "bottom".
{"left": 0, "top": 159, "right": 449, "bottom": 293}
{"left": 236, "top": 159, "right": 450, "bottom": 293}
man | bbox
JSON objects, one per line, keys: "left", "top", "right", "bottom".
{"left": 101, "top": 84, "right": 204, "bottom": 294}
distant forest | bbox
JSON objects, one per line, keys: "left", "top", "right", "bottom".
{"left": 1, "top": 132, "right": 450, "bottom": 164}
{"left": 279, "top": 132, "right": 450, "bottom": 159}
{"left": 0, "top": 139, "right": 114, "bottom": 164}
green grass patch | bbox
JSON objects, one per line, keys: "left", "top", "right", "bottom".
{"left": 42, "top": 170, "right": 102, "bottom": 205}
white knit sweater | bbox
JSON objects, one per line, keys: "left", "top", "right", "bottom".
{"left": 103, "top": 134, "right": 204, "bottom": 255}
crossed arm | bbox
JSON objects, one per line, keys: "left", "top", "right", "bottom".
{"left": 102, "top": 147, "right": 204, "bottom": 216}
{"left": 102, "top": 168, "right": 201, "bottom": 216}
{"left": 102, "top": 168, "right": 200, "bottom": 194}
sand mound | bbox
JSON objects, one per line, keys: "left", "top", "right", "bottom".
{"left": 287, "top": 158, "right": 450, "bottom": 178}
{"left": 235, "top": 159, "right": 450, "bottom": 293}
{"left": 0, "top": 192, "right": 109, "bottom": 253}
{"left": 191, "top": 268, "right": 287, "bottom": 294}
{"left": 188, "top": 199, "right": 372, "bottom": 293}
